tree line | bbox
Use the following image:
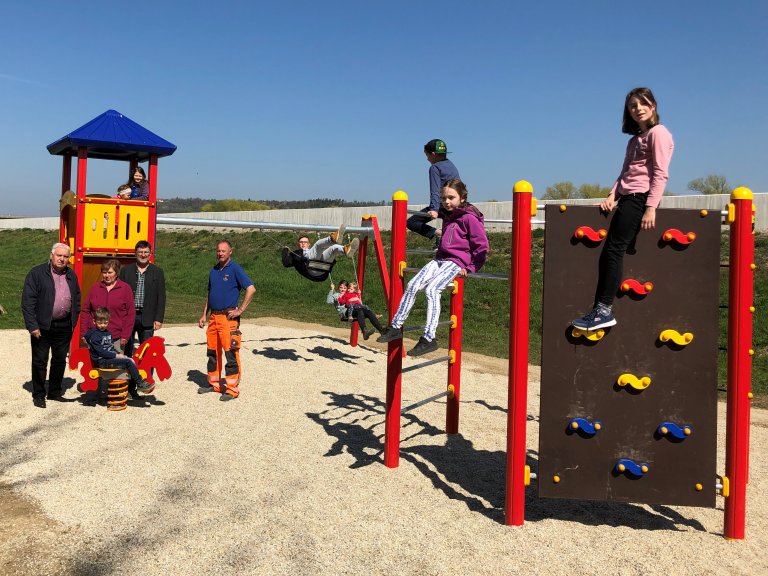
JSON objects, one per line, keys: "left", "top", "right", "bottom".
{"left": 541, "top": 174, "right": 731, "bottom": 200}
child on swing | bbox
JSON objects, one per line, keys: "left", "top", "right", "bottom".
{"left": 572, "top": 87, "right": 674, "bottom": 331}
{"left": 338, "top": 281, "right": 384, "bottom": 340}
{"left": 378, "top": 178, "right": 488, "bottom": 355}
{"left": 326, "top": 280, "right": 349, "bottom": 321}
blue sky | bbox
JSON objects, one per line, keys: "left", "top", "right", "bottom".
{"left": 2, "top": 1, "right": 766, "bottom": 216}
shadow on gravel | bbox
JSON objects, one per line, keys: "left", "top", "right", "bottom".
{"left": 307, "top": 390, "right": 710, "bottom": 532}
{"left": 306, "top": 391, "right": 385, "bottom": 469}
{"left": 21, "top": 376, "right": 78, "bottom": 397}
{"left": 186, "top": 369, "right": 208, "bottom": 387}
{"left": 260, "top": 334, "right": 348, "bottom": 346}
{"left": 253, "top": 346, "right": 314, "bottom": 362}
{"left": 307, "top": 345, "right": 371, "bottom": 364}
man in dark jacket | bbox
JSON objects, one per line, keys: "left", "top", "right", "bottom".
{"left": 119, "top": 241, "right": 167, "bottom": 352}
{"left": 21, "top": 243, "right": 81, "bottom": 408}
{"left": 119, "top": 241, "right": 166, "bottom": 395}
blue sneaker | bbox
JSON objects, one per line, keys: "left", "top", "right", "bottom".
{"left": 572, "top": 306, "right": 617, "bottom": 330}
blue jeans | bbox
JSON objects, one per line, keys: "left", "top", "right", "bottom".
{"left": 95, "top": 357, "right": 143, "bottom": 385}
{"left": 406, "top": 207, "right": 438, "bottom": 239}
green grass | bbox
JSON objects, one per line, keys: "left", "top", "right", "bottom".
{"left": 2, "top": 228, "right": 764, "bottom": 401}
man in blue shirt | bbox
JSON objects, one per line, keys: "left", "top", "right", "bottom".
{"left": 198, "top": 240, "right": 255, "bottom": 401}
{"left": 406, "top": 139, "right": 460, "bottom": 240}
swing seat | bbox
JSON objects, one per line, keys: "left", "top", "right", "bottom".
{"left": 281, "top": 247, "right": 336, "bottom": 282}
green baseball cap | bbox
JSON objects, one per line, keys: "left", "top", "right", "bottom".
{"left": 424, "top": 139, "right": 449, "bottom": 154}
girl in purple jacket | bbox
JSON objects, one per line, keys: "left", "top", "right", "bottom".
{"left": 128, "top": 166, "right": 150, "bottom": 200}
{"left": 572, "top": 87, "right": 674, "bottom": 331}
{"left": 378, "top": 179, "right": 488, "bottom": 356}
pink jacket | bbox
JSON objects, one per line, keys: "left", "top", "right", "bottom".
{"left": 80, "top": 279, "right": 136, "bottom": 340}
{"left": 610, "top": 124, "right": 674, "bottom": 208}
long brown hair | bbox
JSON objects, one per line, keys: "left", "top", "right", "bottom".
{"left": 622, "top": 87, "right": 660, "bottom": 135}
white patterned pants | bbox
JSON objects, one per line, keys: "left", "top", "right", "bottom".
{"left": 391, "top": 259, "right": 460, "bottom": 341}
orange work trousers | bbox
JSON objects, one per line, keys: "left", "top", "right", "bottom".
{"left": 206, "top": 313, "right": 242, "bottom": 397}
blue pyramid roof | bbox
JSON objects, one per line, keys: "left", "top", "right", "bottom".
{"left": 47, "top": 109, "right": 177, "bottom": 161}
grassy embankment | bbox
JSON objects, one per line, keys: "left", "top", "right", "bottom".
{"left": 1, "top": 228, "right": 765, "bottom": 402}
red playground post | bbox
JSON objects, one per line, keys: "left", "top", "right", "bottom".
{"left": 446, "top": 277, "right": 464, "bottom": 434}
{"left": 384, "top": 191, "right": 408, "bottom": 468}
{"left": 724, "top": 187, "right": 755, "bottom": 540}
{"left": 506, "top": 181, "right": 534, "bottom": 526}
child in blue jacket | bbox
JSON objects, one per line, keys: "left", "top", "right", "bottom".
{"left": 84, "top": 307, "right": 153, "bottom": 393}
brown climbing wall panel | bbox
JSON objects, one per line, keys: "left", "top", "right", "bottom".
{"left": 538, "top": 205, "right": 721, "bottom": 507}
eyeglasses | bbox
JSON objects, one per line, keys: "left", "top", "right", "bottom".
{"left": 136, "top": 251, "right": 151, "bottom": 255}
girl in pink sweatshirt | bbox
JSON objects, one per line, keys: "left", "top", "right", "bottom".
{"left": 572, "top": 87, "right": 674, "bottom": 331}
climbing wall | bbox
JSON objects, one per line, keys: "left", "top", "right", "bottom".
{"left": 538, "top": 204, "right": 721, "bottom": 507}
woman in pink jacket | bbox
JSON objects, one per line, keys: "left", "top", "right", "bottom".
{"left": 80, "top": 259, "right": 136, "bottom": 352}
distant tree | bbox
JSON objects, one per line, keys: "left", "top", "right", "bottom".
{"left": 257, "top": 198, "right": 386, "bottom": 209}
{"left": 578, "top": 183, "right": 611, "bottom": 199}
{"left": 201, "top": 199, "right": 270, "bottom": 212}
{"left": 157, "top": 197, "right": 211, "bottom": 213}
{"left": 541, "top": 181, "right": 577, "bottom": 200}
{"left": 687, "top": 174, "right": 730, "bottom": 195}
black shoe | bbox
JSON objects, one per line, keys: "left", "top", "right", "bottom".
{"left": 33, "top": 397, "right": 46, "bottom": 408}
{"left": 409, "top": 337, "right": 438, "bottom": 357}
{"left": 220, "top": 392, "right": 237, "bottom": 402}
{"left": 377, "top": 325, "right": 402, "bottom": 343}
{"left": 46, "top": 393, "right": 66, "bottom": 402}
{"left": 363, "top": 327, "right": 376, "bottom": 340}
{"left": 197, "top": 386, "right": 218, "bottom": 394}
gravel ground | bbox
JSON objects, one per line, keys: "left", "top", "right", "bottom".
{"left": 0, "top": 318, "right": 766, "bottom": 576}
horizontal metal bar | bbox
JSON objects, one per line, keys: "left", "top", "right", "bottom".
{"left": 401, "top": 390, "right": 450, "bottom": 414}
{"left": 402, "top": 320, "right": 453, "bottom": 333}
{"left": 157, "top": 216, "right": 372, "bottom": 235}
{"left": 401, "top": 355, "right": 452, "bottom": 373}
{"left": 405, "top": 249, "right": 437, "bottom": 255}
{"left": 469, "top": 272, "right": 508, "bottom": 281}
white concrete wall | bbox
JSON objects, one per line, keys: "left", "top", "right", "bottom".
{"left": 2, "top": 193, "right": 766, "bottom": 232}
